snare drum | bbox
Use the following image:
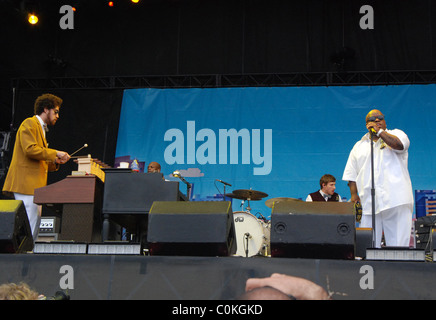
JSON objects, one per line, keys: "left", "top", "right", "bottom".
{"left": 233, "top": 211, "right": 270, "bottom": 257}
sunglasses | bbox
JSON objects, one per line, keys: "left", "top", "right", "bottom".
{"left": 367, "top": 115, "right": 384, "bottom": 122}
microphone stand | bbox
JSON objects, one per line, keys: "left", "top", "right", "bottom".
{"left": 370, "top": 130, "right": 376, "bottom": 248}
{"left": 244, "top": 233, "right": 250, "bottom": 257}
{"left": 172, "top": 171, "right": 192, "bottom": 200}
{"left": 179, "top": 176, "right": 192, "bottom": 200}
{"left": 216, "top": 179, "right": 231, "bottom": 201}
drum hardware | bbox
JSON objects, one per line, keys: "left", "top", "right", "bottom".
{"left": 244, "top": 232, "right": 252, "bottom": 257}
{"left": 226, "top": 189, "right": 268, "bottom": 213}
{"left": 254, "top": 211, "right": 268, "bottom": 222}
{"left": 233, "top": 211, "right": 271, "bottom": 257}
{"left": 226, "top": 189, "right": 270, "bottom": 257}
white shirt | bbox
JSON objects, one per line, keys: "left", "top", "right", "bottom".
{"left": 35, "top": 115, "right": 47, "bottom": 139}
{"left": 342, "top": 128, "right": 413, "bottom": 215}
{"left": 305, "top": 190, "right": 342, "bottom": 202}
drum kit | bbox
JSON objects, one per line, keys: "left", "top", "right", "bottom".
{"left": 225, "top": 189, "right": 302, "bottom": 257}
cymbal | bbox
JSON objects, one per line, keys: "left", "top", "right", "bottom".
{"left": 265, "top": 197, "right": 303, "bottom": 208}
{"left": 226, "top": 193, "right": 250, "bottom": 200}
{"left": 226, "top": 189, "right": 268, "bottom": 200}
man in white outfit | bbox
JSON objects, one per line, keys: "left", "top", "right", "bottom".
{"left": 342, "top": 109, "right": 413, "bottom": 248}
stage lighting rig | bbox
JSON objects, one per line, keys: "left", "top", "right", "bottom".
{"left": 20, "top": 0, "right": 40, "bottom": 25}
{"left": 27, "top": 13, "right": 38, "bottom": 25}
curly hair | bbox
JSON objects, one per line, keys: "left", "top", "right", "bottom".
{"left": 0, "top": 282, "right": 40, "bottom": 300}
{"left": 34, "top": 93, "right": 63, "bottom": 115}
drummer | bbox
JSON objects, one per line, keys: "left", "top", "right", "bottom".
{"left": 306, "top": 174, "right": 343, "bottom": 202}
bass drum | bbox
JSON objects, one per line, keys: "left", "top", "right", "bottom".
{"left": 233, "top": 211, "right": 270, "bottom": 257}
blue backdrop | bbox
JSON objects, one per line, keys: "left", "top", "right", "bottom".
{"left": 115, "top": 85, "right": 436, "bottom": 219}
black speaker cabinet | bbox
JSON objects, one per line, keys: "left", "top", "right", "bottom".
{"left": 0, "top": 200, "right": 34, "bottom": 253}
{"left": 356, "top": 227, "right": 373, "bottom": 258}
{"left": 271, "top": 201, "right": 355, "bottom": 259}
{"left": 147, "top": 201, "right": 236, "bottom": 256}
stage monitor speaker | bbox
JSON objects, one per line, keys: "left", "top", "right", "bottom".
{"left": 356, "top": 228, "right": 372, "bottom": 259}
{"left": 271, "top": 201, "right": 355, "bottom": 259}
{"left": 0, "top": 200, "right": 34, "bottom": 253}
{"left": 147, "top": 201, "right": 236, "bottom": 256}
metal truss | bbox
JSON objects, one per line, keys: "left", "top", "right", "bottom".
{"left": 11, "top": 70, "right": 436, "bottom": 90}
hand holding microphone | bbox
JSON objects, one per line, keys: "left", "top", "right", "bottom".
{"left": 366, "top": 122, "right": 379, "bottom": 136}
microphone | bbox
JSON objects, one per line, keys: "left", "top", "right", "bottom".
{"left": 216, "top": 179, "right": 232, "bottom": 186}
{"left": 70, "top": 143, "right": 88, "bottom": 157}
{"left": 173, "top": 170, "right": 191, "bottom": 186}
{"left": 370, "top": 128, "right": 377, "bottom": 135}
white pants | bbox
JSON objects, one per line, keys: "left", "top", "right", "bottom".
{"left": 14, "top": 193, "right": 41, "bottom": 242}
{"left": 360, "top": 204, "right": 413, "bottom": 248}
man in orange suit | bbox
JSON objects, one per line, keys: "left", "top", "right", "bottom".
{"left": 2, "top": 93, "right": 71, "bottom": 241}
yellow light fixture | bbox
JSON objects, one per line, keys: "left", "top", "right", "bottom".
{"left": 28, "top": 13, "right": 38, "bottom": 25}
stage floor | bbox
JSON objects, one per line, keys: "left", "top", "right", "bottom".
{"left": 1, "top": 253, "right": 435, "bottom": 300}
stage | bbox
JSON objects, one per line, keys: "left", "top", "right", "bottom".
{"left": 1, "top": 252, "right": 436, "bottom": 300}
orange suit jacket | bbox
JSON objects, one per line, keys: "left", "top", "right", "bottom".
{"left": 3, "top": 116, "right": 58, "bottom": 196}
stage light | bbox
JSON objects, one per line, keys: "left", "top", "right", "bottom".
{"left": 21, "top": 0, "right": 41, "bottom": 25}
{"left": 131, "top": 0, "right": 140, "bottom": 3}
{"left": 108, "top": 1, "right": 114, "bottom": 6}
{"left": 28, "top": 13, "right": 38, "bottom": 25}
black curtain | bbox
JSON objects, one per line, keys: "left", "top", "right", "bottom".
{"left": 2, "top": 0, "right": 435, "bottom": 80}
